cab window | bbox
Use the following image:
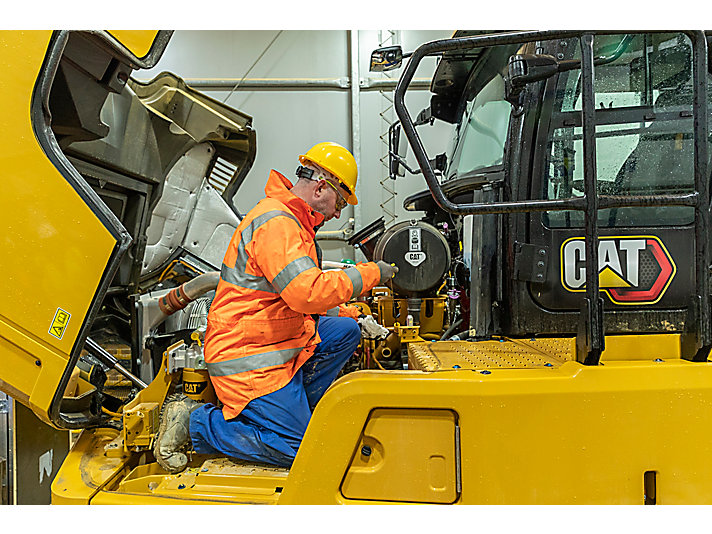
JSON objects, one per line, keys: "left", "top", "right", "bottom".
{"left": 542, "top": 32, "right": 698, "bottom": 228}
{"left": 447, "top": 74, "right": 511, "bottom": 178}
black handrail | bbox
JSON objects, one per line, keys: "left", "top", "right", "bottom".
{"left": 393, "top": 30, "right": 710, "bottom": 365}
{"left": 689, "top": 31, "right": 710, "bottom": 361}
{"left": 579, "top": 34, "right": 603, "bottom": 364}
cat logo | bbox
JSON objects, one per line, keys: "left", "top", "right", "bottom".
{"left": 184, "top": 382, "right": 207, "bottom": 395}
{"left": 561, "top": 236, "right": 676, "bottom": 305}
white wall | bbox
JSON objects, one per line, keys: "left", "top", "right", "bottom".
{"left": 138, "top": 30, "right": 454, "bottom": 262}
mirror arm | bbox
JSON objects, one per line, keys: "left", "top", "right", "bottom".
{"left": 389, "top": 151, "right": 422, "bottom": 175}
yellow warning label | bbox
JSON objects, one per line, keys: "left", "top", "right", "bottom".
{"left": 49, "top": 308, "right": 71, "bottom": 340}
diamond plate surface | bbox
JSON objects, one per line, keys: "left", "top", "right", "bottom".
{"left": 408, "top": 338, "right": 576, "bottom": 371}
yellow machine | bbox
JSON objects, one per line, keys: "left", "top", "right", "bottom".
{"left": 2, "top": 30, "right": 712, "bottom": 504}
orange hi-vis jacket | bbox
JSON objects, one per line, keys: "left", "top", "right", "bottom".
{"left": 204, "top": 170, "right": 381, "bottom": 419}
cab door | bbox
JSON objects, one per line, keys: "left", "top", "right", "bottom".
{"left": 521, "top": 32, "right": 698, "bottom": 335}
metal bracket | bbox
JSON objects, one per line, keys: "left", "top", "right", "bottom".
{"left": 513, "top": 242, "right": 549, "bottom": 283}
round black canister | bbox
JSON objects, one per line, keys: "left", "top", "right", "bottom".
{"left": 373, "top": 220, "right": 451, "bottom": 296}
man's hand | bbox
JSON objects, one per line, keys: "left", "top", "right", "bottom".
{"left": 376, "top": 261, "right": 399, "bottom": 284}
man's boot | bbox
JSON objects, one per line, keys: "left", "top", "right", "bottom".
{"left": 153, "top": 393, "right": 200, "bottom": 473}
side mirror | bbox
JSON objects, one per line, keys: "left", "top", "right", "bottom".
{"left": 388, "top": 107, "right": 438, "bottom": 179}
{"left": 370, "top": 46, "right": 404, "bottom": 72}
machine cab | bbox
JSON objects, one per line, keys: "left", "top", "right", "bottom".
{"left": 392, "top": 31, "right": 709, "bottom": 362}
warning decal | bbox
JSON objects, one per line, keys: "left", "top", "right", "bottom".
{"left": 49, "top": 308, "right": 71, "bottom": 340}
{"left": 560, "top": 236, "right": 676, "bottom": 306}
{"left": 405, "top": 226, "right": 427, "bottom": 266}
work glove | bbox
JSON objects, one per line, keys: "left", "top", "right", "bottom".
{"left": 358, "top": 314, "right": 389, "bottom": 340}
{"left": 376, "top": 260, "right": 399, "bottom": 284}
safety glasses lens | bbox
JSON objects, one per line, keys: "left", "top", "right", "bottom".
{"left": 325, "top": 180, "right": 347, "bottom": 210}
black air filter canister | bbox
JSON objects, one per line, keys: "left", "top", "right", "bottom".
{"left": 373, "top": 221, "right": 451, "bottom": 296}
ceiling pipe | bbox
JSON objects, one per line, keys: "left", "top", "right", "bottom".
{"left": 182, "top": 77, "right": 431, "bottom": 91}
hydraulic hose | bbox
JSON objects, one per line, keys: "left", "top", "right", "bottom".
{"left": 440, "top": 319, "right": 463, "bottom": 341}
{"left": 447, "top": 330, "right": 471, "bottom": 342}
{"left": 158, "top": 271, "right": 220, "bottom": 315}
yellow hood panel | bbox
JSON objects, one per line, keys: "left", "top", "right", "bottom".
{"left": 0, "top": 30, "right": 169, "bottom": 425}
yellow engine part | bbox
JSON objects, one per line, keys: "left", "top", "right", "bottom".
{"left": 393, "top": 323, "right": 422, "bottom": 344}
{"left": 122, "top": 402, "right": 160, "bottom": 451}
{"left": 182, "top": 368, "right": 217, "bottom": 404}
{"left": 376, "top": 297, "right": 445, "bottom": 334}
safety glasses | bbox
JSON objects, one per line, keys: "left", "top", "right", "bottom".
{"left": 324, "top": 179, "right": 348, "bottom": 211}
{"left": 296, "top": 165, "right": 348, "bottom": 210}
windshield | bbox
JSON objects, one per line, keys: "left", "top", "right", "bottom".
{"left": 446, "top": 64, "right": 512, "bottom": 179}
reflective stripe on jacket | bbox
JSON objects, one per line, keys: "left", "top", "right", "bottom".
{"left": 205, "top": 170, "right": 381, "bottom": 419}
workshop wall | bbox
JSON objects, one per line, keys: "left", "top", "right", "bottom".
{"left": 137, "top": 30, "right": 453, "bottom": 262}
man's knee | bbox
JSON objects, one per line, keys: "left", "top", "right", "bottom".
{"left": 343, "top": 317, "right": 361, "bottom": 347}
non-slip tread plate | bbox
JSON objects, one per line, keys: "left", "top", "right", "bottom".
{"left": 408, "top": 338, "right": 575, "bottom": 371}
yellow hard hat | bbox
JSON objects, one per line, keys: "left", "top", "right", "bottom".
{"left": 299, "top": 142, "right": 358, "bottom": 205}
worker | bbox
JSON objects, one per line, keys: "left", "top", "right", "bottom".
{"left": 154, "top": 142, "right": 399, "bottom": 472}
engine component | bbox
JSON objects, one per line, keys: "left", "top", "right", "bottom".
{"left": 157, "top": 272, "right": 220, "bottom": 320}
{"left": 372, "top": 220, "right": 451, "bottom": 296}
{"left": 138, "top": 272, "right": 219, "bottom": 382}
{"left": 166, "top": 336, "right": 207, "bottom": 374}
{"left": 182, "top": 368, "right": 217, "bottom": 404}
{"left": 348, "top": 217, "right": 386, "bottom": 261}
{"left": 122, "top": 402, "right": 160, "bottom": 451}
{"left": 165, "top": 332, "right": 217, "bottom": 404}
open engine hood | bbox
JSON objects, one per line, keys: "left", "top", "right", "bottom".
{"left": 0, "top": 30, "right": 255, "bottom": 428}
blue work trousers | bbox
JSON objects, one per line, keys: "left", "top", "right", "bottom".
{"left": 189, "top": 315, "right": 360, "bottom": 467}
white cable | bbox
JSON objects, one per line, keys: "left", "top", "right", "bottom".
{"left": 222, "top": 30, "right": 283, "bottom": 104}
